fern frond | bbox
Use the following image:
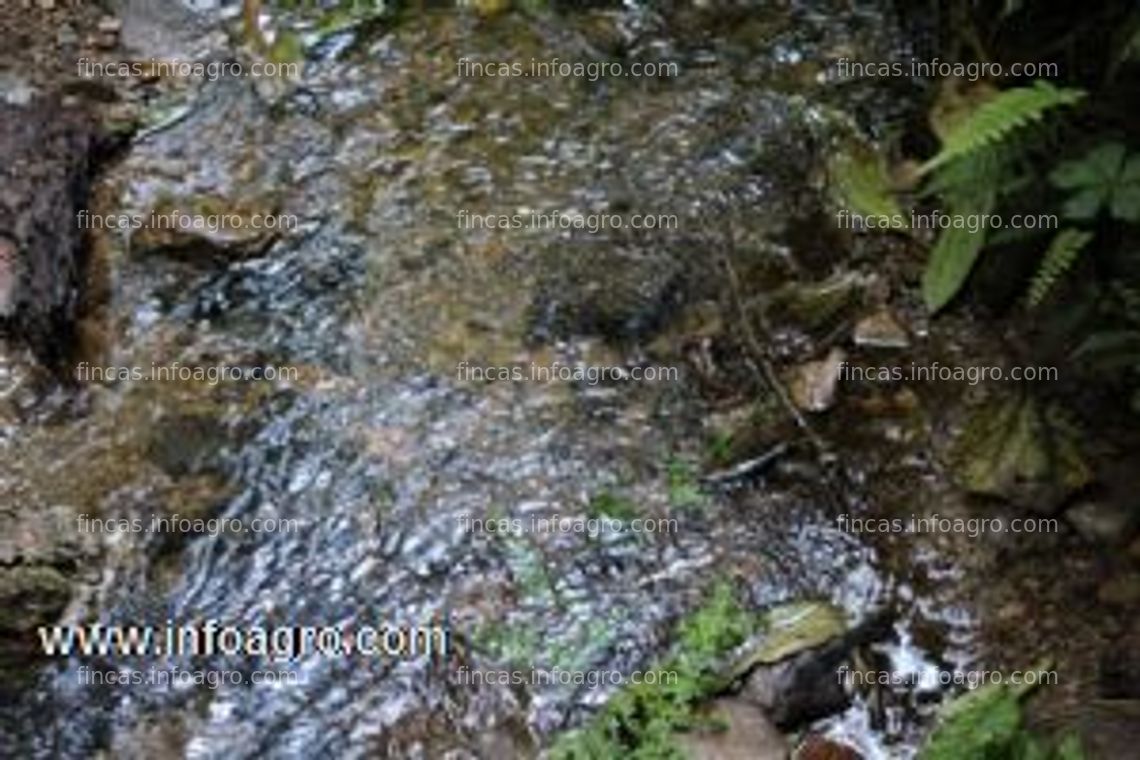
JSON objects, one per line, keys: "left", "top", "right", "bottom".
{"left": 1027, "top": 228, "right": 1094, "bottom": 307}
{"left": 919, "top": 81, "right": 1085, "bottom": 176}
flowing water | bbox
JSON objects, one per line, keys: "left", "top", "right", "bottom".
{"left": 1, "top": 2, "right": 966, "bottom": 757}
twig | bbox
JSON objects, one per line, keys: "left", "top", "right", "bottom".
{"left": 717, "top": 247, "right": 828, "bottom": 456}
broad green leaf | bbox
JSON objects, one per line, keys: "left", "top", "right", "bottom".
{"left": 1050, "top": 142, "right": 1126, "bottom": 189}
{"left": 922, "top": 222, "right": 988, "bottom": 311}
{"left": 1062, "top": 187, "right": 1108, "bottom": 220}
{"left": 1110, "top": 155, "right": 1140, "bottom": 221}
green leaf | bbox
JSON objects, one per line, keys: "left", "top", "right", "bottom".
{"left": 1050, "top": 143, "right": 1140, "bottom": 222}
{"left": 1110, "top": 156, "right": 1140, "bottom": 221}
{"left": 919, "top": 81, "right": 1085, "bottom": 176}
{"left": 1062, "top": 187, "right": 1108, "bottom": 220}
{"left": 1050, "top": 142, "right": 1126, "bottom": 189}
{"left": 923, "top": 224, "right": 987, "bottom": 311}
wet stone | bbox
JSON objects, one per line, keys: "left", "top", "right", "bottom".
{"left": 852, "top": 308, "right": 909, "bottom": 349}
{"left": 1064, "top": 499, "right": 1136, "bottom": 545}
{"left": 790, "top": 348, "right": 846, "bottom": 412}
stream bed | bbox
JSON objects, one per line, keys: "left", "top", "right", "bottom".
{"left": 0, "top": 1, "right": 1040, "bottom": 757}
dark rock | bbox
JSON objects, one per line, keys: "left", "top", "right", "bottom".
{"left": 146, "top": 413, "right": 233, "bottom": 478}
{"left": 1065, "top": 499, "right": 1136, "bottom": 545}
{"left": 0, "top": 99, "right": 103, "bottom": 369}
{"left": 0, "top": 502, "right": 96, "bottom": 661}
{"left": 738, "top": 610, "right": 891, "bottom": 729}
{"left": 0, "top": 566, "right": 71, "bottom": 636}
{"left": 1099, "top": 626, "right": 1140, "bottom": 700}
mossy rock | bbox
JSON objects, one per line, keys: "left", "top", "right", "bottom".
{"left": 767, "top": 272, "right": 867, "bottom": 333}
{"left": 721, "top": 600, "right": 847, "bottom": 684}
{"left": 949, "top": 394, "right": 1091, "bottom": 512}
{"left": 0, "top": 565, "right": 72, "bottom": 634}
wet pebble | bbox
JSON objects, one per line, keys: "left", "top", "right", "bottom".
{"left": 852, "top": 309, "right": 909, "bottom": 349}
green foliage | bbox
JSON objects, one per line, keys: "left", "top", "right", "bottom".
{"left": 919, "top": 680, "right": 1085, "bottom": 760}
{"left": 915, "top": 82, "right": 1084, "bottom": 310}
{"left": 918, "top": 82, "right": 1085, "bottom": 176}
{"left": 1027, "top": 228, "right": 1096, "bottom": 303}
{"left": 1027, "top": 229, "right": 1094, "bottom": 307}
{"left": 1051, "top": 143, "right": 1140, "bottom": 222}
{"left": 921, "top": 196, "right": 994, "bottom": 312}
{"left": 550, "top": 582, "right": 757, "bottom": 760}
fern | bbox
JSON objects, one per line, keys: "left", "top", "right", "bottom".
{"left": 1027, "top": 229, "right": 1094, "bottom": 307}
{"left": 919, "top": 81, "right": 1085, "bottom": 175}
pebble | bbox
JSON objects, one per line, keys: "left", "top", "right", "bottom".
{"left": 1098, "top": 572, "right": 1140, "bottom": 607}
{"left": 790, "top": 347, "right": 847, "bottom": 412}
{"left": 852, "top": 308, "right": 909, "bottom": 349}
{"left": 96, "top": 17, "right": 121, "bottom": 49}
{"left": 1065, "top": 500, "right": 1136, "bottom": 545}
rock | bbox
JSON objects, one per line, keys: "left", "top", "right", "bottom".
{"left": 1097, "top": 572, "right": 1140, "bottom": 607}
{"left": 0, "top": 566, "right": 71, "bottom": 635}
{"left": 0, "top": 501, "right": 96, "bottom": 653}
{"left": 790, "top": 348, "right": 846, "bottom": 412}
{"left": 676, "top": 698, "right": 789, "bottom": 760}
{"left": 769, "top": 272, "right": 867, "bottom": 332}
{"left": 0, "top": 234, "right": 15, "bottom": 318}
{"left": 948, "top": 394, "right": 1091, "bottom": 513}
{"left": 95, "top": 16, "right": 122, "bottom": 49}
{"left": 0, "top": 99, "right": 104, "bottom": 368}
{"left": 1065, "top": 500, "right": 1136, "bottom": 545}
{"left": 1099, "top": 627, "right": 1140, "bottom": 699}
{"left": 1042, "top": 700, "right": 1140, "bottom": 758}
{"left": 56, "top": 23, "right": 79, "bottom": 48}
{"left": 852, "top": 309, "right": 908, "bottom": 349}
{"left": 795, "top": 734, "right": 863, "bottom": 760}
{"left": 729, "top": 606, "right": 890, "bottom": 729}
{"left": 740, "top": 648, "right": 849, "bottom": 729}
{"left": 130, "top": 194, "right": 283, "bottom": 264}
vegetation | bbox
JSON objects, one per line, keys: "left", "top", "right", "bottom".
{"left": 831, "top": 0, "right": 1140, "bottom": 406}
{"left": 919, "top": 677, "right": 1084, "bottom": 760}
{"left": 550, "top": 582, "right": 757, "bottom": 760}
